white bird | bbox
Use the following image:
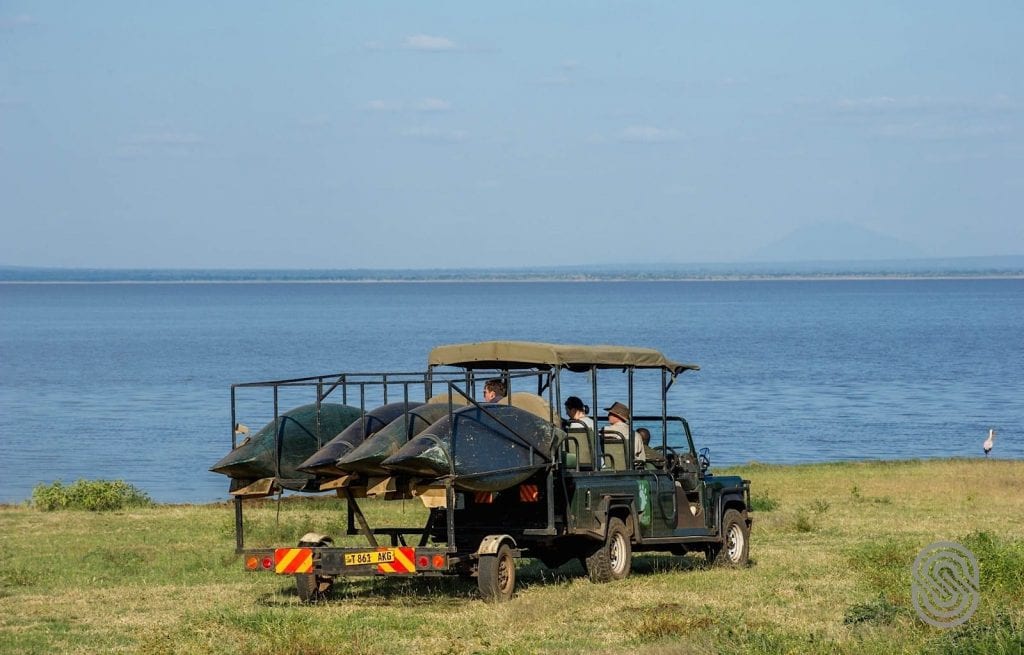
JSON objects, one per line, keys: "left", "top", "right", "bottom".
{"left": 983, "top": 428, "right": 996, "bottom": 457}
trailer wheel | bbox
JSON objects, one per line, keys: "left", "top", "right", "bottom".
{"left": 295, "top": 537, "right": 334, "bottom": 602}
{"left": 295, "top": 572, "right": 333, "bottom": 602}
{"left": 585, "top": 517, "right": 631, "bottom": 583}
{"left": 478, "top": 543, "right": 516, "bottom": 602}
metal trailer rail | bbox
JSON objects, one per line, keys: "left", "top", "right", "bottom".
{"left": 229, "top": 367, "right": 560, "bottom": 557}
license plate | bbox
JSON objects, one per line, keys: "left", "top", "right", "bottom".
{"left": 344, "top": 549, "right": 396, "bottom": 566}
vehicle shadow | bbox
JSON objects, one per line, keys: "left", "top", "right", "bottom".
{"left": 259, "top": 553, "right": 713, "bottom": 605}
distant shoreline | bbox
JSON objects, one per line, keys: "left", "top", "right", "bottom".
{"left": 2, "top": 273, "right": 1024, "bottom": 284}
{"left": 3, "top": 256, "right": 1023, "bottom": 284}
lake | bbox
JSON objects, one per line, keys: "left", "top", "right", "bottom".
{"left": 1, "top": 279, "right": 1021, "bottom": 503}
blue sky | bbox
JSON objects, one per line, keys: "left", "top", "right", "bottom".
{"left": 2, "top": 2, "right": 1022, "bottom": 268}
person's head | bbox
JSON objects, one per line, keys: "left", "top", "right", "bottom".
{"left": 604, "top": 401, "right": 630, "bottom": 425}
{"left": 483, "top": 378, "right": 506, "bottom": 402}
{"left": 637, "top": 427, "right": 651, "bottom": 445}
{"left": 564, "top": 395, "right": 589, "bottom": 418}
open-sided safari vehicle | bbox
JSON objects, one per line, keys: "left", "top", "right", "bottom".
{"left": 213, "top": 341, "right": 752, "bottom": 602}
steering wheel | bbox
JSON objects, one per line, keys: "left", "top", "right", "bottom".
{"left": 651, "top": 445, "right": 679, "bottom": 472}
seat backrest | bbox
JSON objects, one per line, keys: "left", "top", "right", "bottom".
{"left": 601, "top": 438, "right": 627, "bottom": 471}
{"left": 563, "top": 424, "right": 594, "bottom": 470}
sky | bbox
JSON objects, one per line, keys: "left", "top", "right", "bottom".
{"left": 2, "top": 2, "right": 1023, "bottom": 269}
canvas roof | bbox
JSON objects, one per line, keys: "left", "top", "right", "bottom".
{"left": 427, "top": 341, "right": 699, "bottom": 375}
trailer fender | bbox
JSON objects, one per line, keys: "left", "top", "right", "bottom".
{"left": 298, "top": 533, "right": 332, "bottom": 546}
{"left": 476, "top": 534, "right": 517, "bottom": 556}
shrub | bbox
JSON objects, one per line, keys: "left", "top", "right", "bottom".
{"left": 32, "top": 479, "right": 153, "bottom": 512}
{"left": 750, "top": 494, "right": 779, "bottom": 512}
{"left": 792, "top": 508, "right": 814, "bottom": 533}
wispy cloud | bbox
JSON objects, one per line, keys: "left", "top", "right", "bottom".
{"left": 0, "top": 93, "right": 25, "bottom": 108}
{"left": 364, "top": 98, "right": 453, "bottom": 113}
{"left": 817, "top": 94, "right": 1021, "bottom": 142}
{"left": 116, "top": 131, "right": 206, "bottom": 158}
{"left": 617, "top": 125, "right": 683, "bottom": 144}
{"left": 539, "top": 59, "right": 582, "bottom": 87}
{"left": 0, "top": 14, "right": 36, "bottom": 30}
{"left": 404, "top": 34, "right": 457, "bottom": 52}
{"left": 398, "top": 127, "right": 468, "bottom": 143}
{"left": 871, "top": 122, "right": 1011, "bottom": 141}
{"left": 365, "top": 99, "right": 402, "bottom": 112}
{"left": 414, "top": 97, "right": 451, "bottom": 112}
{"left": 833, "top": 95, "right": 1021, "bottom": 115}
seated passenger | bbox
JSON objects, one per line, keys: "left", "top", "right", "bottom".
{"left": 482, "top": 378, "right": 506, "bottom": 403}
{"left": 564, "top": 395, "right": 594, "bottom": 431}
{"left": 635, "top": 427, "right": 655, "bottom": 464}
{"left": 602, "top": 401, "right": 631, "bottom": 441}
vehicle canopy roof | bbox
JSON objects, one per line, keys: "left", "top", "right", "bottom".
{"left": 428, "top": 341, "right": 699, "bottom": 376}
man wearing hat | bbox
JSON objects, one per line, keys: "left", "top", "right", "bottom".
{"left": 603, "top": 401, "right": 646, "bottom": 463}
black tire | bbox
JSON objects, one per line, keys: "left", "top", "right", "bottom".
{"left": 478, "top": 543, "right": 516, "bottom": 602}
{"left": 585, "top": 517, "right": 632, "bottom": 583}
{"left": 295, "top": 538, "right": 333, "bottom": 602}
{"left": 709, "top": 509, "right": 749, "bottom": 567}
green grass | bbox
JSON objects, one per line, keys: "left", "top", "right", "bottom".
{"left": 1, "top": 459, "right": 1022, "bottom": 654}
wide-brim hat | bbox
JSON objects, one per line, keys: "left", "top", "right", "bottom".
{"left": 604, "top": 401, "right": 630, "bottom": 421}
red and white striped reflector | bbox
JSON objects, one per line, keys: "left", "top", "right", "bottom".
{"left": 519, "top": 484, "right": 540, "bottom": 502}
{"left": 274, "top": 548, "right": 313, "bottom": 574}
{"left": 378, "top": 547, "right": 416, "bottom": 574}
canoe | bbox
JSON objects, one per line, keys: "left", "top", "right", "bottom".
{"left": 336, "top": 403, "right": 452, "bottom": 476}
{"left": 380, "top": 404, "right": 564, "bottom": 492}
{"left": 297, "top": 401, "right": 422, "bottom": 477}
{"left": 210, "top": 403, "right": 363, "bottom": 491}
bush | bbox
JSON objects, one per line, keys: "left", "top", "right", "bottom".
{"left": 750, "top": 494, "right": 779, "bottom": 512}
{"left": 32, "top": 479, "right": 153, "bottom": 512}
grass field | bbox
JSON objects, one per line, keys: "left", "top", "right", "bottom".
{"left": 1, "top": 459, "right": 1022, "bottom": 654}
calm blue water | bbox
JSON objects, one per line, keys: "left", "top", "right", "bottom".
{"left": 1, "top": 280, "right": 1021, "bottom": 504}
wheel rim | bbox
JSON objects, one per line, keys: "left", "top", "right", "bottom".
{"left": 498, "top": 553, "right": 513, "bottom": 593}
{"left": 609, "top": 532, "right": 626, "bottom": 574}
{"left": 726, "top": 523, "right": 744, "bottom": 561}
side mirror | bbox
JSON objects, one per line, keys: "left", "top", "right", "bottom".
{"left": 698, "top": 447, "right": 711, "bottom": 474}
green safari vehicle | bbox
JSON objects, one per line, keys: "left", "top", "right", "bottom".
{"left": 223, "top": 341, "right": 752, "bottom": 602}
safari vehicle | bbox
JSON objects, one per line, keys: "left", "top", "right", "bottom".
{"left": 219, "top": 341, "right": 751, "bottom": 602}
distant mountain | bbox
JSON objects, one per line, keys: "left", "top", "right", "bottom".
{"left": 746, "top": 221, "right": 926, "bottom": 263}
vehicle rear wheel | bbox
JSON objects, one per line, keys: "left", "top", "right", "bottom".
{"left": 585, "top": 517, "right": 632, "bottom": 583}
{"left": 478, "top": 543, "right": 516, "bottom": 602}
{"left": 709, "top": 509, "right": 749, "bottom": 567}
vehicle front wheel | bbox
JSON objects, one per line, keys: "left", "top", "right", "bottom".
{"left": 478, "top": 543, "right": 516, "bottom": 602}
{"left": 708, "top": 509, "right": 749, "bottom": 567}
{"left": 585, "top": 517, "right": 632, "bottom": 583}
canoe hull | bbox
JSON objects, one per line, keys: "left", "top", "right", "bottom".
{"left": 381, "top": 404, "right": 563, "bottom": 492}
{"left": 297, "top": 402, "right": 422, "bottom": 477}
{"left": 336, "top": 403, "right": 452, "bottom": 476}
{"left": 210, "top": 403, "right": 363, "bottom": 491}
